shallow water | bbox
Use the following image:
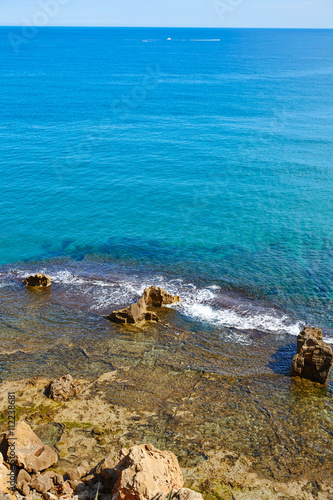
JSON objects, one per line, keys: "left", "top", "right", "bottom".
{"left": 0, "top": 260, "right": 332, "bottom": 482}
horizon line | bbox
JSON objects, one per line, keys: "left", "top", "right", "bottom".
{"left": 1, "top": 25, "right": 333, "bottom": 30}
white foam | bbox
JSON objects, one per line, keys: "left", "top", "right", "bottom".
{"left": 1, "top": 267, "right": 306, "bottom": 337}
{"left": 173, "top": 301, "right": 303, "bottom": 336}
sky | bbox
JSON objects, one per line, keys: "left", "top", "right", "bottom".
{"left": 1, "top": 0, "right": 332, "bottom": 29}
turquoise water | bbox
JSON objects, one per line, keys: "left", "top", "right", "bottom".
{"left": 0, "top": 27, "right": 333, "bottom": 334}
{"left": 1, "top": 29, "right": 333, "bottom": 481}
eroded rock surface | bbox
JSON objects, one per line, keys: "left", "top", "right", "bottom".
{"left": 291, "top": 327, "right": 333, "bottom": 384}
{"left": 106, "top": 287, "right": 180, "bottom": 325}
{"left": 111, "top": 444, "right": 184, "bottom": 500}
{"left": 4, "top": 420, "right": 58, "bottom": 473}
{"left": 46, "top": 374, "right": 80, "bottom": 401}
{"left": 144, "top": 287, "right": 180, "bottom": 307}
{"left": 24, "top": 273, "right": 51, "bottom": 288}
{"left": 105, "top": 296, "right": 159, "bottom": 325}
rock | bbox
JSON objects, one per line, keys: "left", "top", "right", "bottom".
{"left": 152, "top": 488, "right": 204, "bottom": 500}
{"left": 291, "top": 326, "right": 333, "bottom": 384}
{"left": 111, "top": 443, "right": 183, "bottom": 500}
{"left": 45, "top": 493, "right": 59, "bottom": 500}
{"left": 17, "top": 469, "right": 32, "bottom": 494}
{"left": 144, "top": 287, "right": 180, "bottom": 307}
{"left": 92, "top": 455, "right": 118, "bottom": 493}
{"left": 3, "top": 420, "right": 58, "bottom": 473}
{"left": 46, "top": 374, "right": 80, "bottom": 401}
{"left": 105, "top": 286, "right": 180, "bottom": 325}
{"left": 24, "top": 273, "right": 51, "bottom": 288}
{"left": 30, "top": 474, "right": 54, "bottom": 494}
{"left": 67, "top": 461, "right": 90, "bottom": 481}
{"left": 106, "top": 296, "right": 159, "bottom": 325}
{"left": 0, "top": 462, "right": 13, "bottom": 495}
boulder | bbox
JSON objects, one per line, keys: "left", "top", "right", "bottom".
{"left": 106, "top": 296, "right": 159, "bottom": 325}
{"left": 291, "top": 327, "right": 333, "bottom": 384}
{"left": 111, "top": 444, "right": 183, "bottom": 500}
{"left": 67, "top": 461, "right": 90, "bottom": 481}
{"left": 3, "top": 420, "right": 58, "bottom": 473}
{"left": 30, "top": 474, "right": 54, "bottom": 494}
{"left": 144, "top": 287, "right": 180, "bottom": 307}
{"left": 24, "top": 273, "right": 51, "bottom": 288}
{"left": 106, "top": 287, "right": 180, "bottom": 325}
{"left": 46, "top": 374, "right": 80, "bottom": 401}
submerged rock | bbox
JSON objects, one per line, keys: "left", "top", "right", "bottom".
{"left": 105, "top": 295, "right": 159, "bottom": 325}
{"left": 291, "top": 327, "right": 333, "bottom": 384}
{"left": 106, "top": 286, "right": 180, "bottom": 325}
{"left": 24, "top": 273, "right": 51, "bottom": 288}
{"left": 144, "top": 286, "right": 180, "bottom": 307}
{"left": 46, "top": 374, "right": 80, "bottom": 401}
{"left": 112, "top": 443, "right": 184, "bottom": 500}
{"left": 2, "top": 420, "right": 58, "bottom": 473}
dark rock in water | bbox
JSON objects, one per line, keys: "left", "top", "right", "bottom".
{"left": 34, "top": 422, "right": 64, "bottom": 447}
{"left": 46, "top": 374, "right": 80, "bottom": 401}
{"left": 291, "top": 327, "right": 333, "bottom": 384}
{"left": 24, "top": 273, "right": 51, "bottom": 287}
{"left": 144, "top": 286, "right": 180, "bottom": 307}
{"left": 105, "top": 295, "right": 159, "bottom": 325}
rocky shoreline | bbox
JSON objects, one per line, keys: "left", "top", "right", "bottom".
{"left": 0, "top": 375, "right": 333, "bottom": 500}
{"left": 0, "top": 277, "right": 332, "bottom": 500}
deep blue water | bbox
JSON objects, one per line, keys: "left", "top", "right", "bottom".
{"left": 1, "top": 27, "right": 333, "bottom": 335}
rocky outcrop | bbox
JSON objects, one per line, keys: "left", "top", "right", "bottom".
{"left": 111, "top": 444, "right": 184, "bottom": 500}
{"left": 3, "top": 420, "right": 58, "bottom": 473}
{"left": 144, "top": 287, "right": 180, "bottom": 307}
{"left": 105, "top": 295, "right": 159, "bottom": 325}
{"left": 106, "top": 287, "right": 180, "bottom": 325}
{"left": 291, "top": 327, "right": 333, "bottom": 384}
{"left": 46, "top": 374, "right": 80, "bottom": 401}
{"left": 24, "top": 273, "right": 51, "bottom": 288}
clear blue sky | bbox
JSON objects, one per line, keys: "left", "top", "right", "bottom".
{"left": 1, "top": 0, "right": 332, "bottom": 28}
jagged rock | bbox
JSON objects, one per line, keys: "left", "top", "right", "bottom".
{"left": 144, "top": 287, "right": 180, "bottom": 307}
{"left": 46, "top": 374, "right": 80, "bottom": 401}
{"left": 24, "top": 273, "right": 51, "bottom": 288}
{"left": 111, "top": 443, "right": 183, "bottom": 500}
{"left": 106, "top": 286, "right": 180, "bottom": 325}
{"left": 91, "top": 455, "right": 119, "bottom": 493}
{"left": 105, "top": 296, "right": 159, "bottom": 325}
{"left": 67, "top": 461, "right": 90, "bottom": 481}
{"left": 3, "top": 420, "right": 58, "bottom": 473}
{"left": 17, "top": 469, "right": 32, "bottom": 494}
{"left": 30, "top": 474, "right": 54, "bottom": 494}
{"left": 152, "top": 488, "right": 204, "bottom": 500}
{"left": 291, "top": 327, "right": 333, "bottom": 384}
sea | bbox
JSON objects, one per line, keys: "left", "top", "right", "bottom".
{"left": 0, "top": 27, "right": 332, "bottom": 481}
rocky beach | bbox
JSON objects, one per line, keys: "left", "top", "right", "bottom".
{"left": 0, "top": 276, "right": 332, "bottom": 500}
